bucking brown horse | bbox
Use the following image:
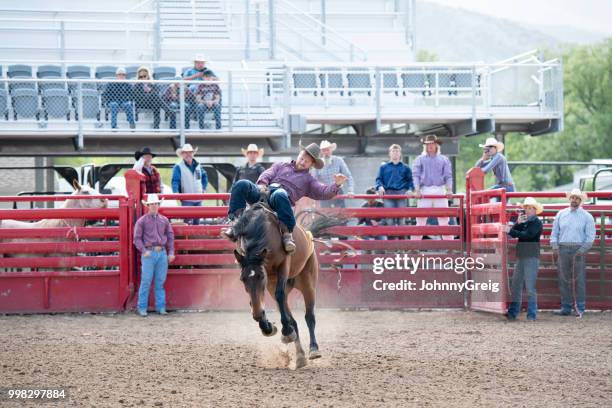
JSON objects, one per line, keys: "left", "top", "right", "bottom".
{"left": 231, "top": 202, "right": 320, "bottom": 369}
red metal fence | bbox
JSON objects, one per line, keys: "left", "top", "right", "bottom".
{"left": 0, "top": 169, "right": 610, "bottom": 314}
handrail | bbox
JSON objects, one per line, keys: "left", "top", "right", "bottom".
{"left": 0, "top": 17, "right": 153, "bottom": 25}
{"left": 0, "top": 8, "right": 154, "bottom": 15}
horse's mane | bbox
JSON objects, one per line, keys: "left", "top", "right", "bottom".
{"left": 233, "top": 203, "right": 271, "bottom": 266}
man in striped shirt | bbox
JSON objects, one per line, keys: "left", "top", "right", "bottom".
{"left": 475, "top": 137, "right": 514, "bottom": 193}
{"left": 313, "top": 140, "right": 354, "bottom": 208}
{"left": 550, "top": 189, "right": 596, "bottom": 319}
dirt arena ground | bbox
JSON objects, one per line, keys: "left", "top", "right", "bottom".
{"left": 1, "top": 310, "right": 611, "bottom": 407}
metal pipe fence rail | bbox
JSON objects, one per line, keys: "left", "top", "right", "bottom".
{"left": 1, "top": 171, "right": 610, "bottom": 314}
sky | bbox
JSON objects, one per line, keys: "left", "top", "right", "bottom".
{"left": 425, "top": 0, "right": 612, "bottom": 36}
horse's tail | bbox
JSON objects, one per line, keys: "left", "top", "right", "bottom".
{"left": 296, "top": 209, "right": 350, "bottom": 239}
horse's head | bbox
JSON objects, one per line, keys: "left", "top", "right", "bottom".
{"left": 232, "top": 208, "right": 271, "bottom": 322}
{"left": 66, "top": 180, "right": 108, "bottom": 209}
{"left": 234, "top": 246, "right": 268, "bottom": 321}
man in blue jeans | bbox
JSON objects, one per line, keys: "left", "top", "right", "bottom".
{"left": 103, "top": 67, "right": 135, "bottom": 129}
{"left": 503, "top": 197, "right": 544, "bottom": 321}
{"left": 375, "top": 144, "right": 414, "bottom": 227}
{"left": 221, "top": 143, "right": 347, "bottom": 253}
{"left": 133, "top": 194, "right": 175, "bottom": 316}
{"left": 550, "top": 189, "right": 596, "bottom": 319}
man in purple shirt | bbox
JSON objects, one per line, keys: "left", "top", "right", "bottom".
{"left": 222, "top": 143, "right": 348, "bottom": 253}
{"left": 411, "top": 135, "right": 454, "bottom": 240}
{"left": 133, "top": 194, "right": 175, "bottom": 316}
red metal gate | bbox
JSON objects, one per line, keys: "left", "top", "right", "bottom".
{"left": 0, "top": 195, "right": 133, "bottom": 313}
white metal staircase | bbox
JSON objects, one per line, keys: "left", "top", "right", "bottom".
{"left": 159, "top": 0, "right": 230, "bottom": 41}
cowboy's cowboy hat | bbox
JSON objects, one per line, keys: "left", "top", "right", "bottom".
{"left": 194, "top": 54, "right": 206, "bottom": 62}
{"left": 241, "top": 144, "right": 264, "bottom": 157}
{"left": 176, "top": 143, "right": 198, "bottom": 157}
{"left": 319, "top": 140, "right": 337, "bottom": 151}
{"left": 300, "top": 143, "right": 324, "bottom": 170}
{"left": 566, "top": 188, "right": 589, "bottom": 202}
{"left": 135, "top": 147, "right": 157, "bottom": 161}
{"left": 519, "top": 197, "right": 543, "bottom": 215}
{"left": 478, "top": 137, "right": 504, "bottom": 152}
{"left": 142, "top": 193, "right": 164, "bottom": 206}
{"left": 420, "top": 134, "right": 443, "bottom": 144}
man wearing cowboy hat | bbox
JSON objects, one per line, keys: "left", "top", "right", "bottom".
{"left": 550, "top": 189, "right": 596, "bottom": 318}
{"left": 411, "top": 134, "right": 453, "bottom": 240}
{"left": 233, "top": 144, "right": 266, "bottom": 185}
{"left": 183, "top": 55, "right": 217, "bottom": 92}
{"left": 133, "top": 194, "right": 175, "bottom": 316}
{"left": 133, "top": 147, "right": 161, "bottom": 194}
{"left": 222, "top": 143, "right": 348, "bottom": 253}
{"left": 503, "top": 197, "right": 544, "bottom": 321}
{"left": 313, "top": 140, "right": 354, "bottom": 208}
{"left": 171, "top": 143, "right": 208, "bottom": 225}
{"left": 475, "top": 137, "right": 514, "bottom": 193}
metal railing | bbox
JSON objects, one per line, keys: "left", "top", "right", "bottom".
{"left": 0, "top": 59, "right": 563, "bottom": 147}
{"left": 0, "top": 72, "right": 281, "bottom": 148}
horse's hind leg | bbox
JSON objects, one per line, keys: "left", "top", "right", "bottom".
{"left": 298, "top": 253, "right": 321, "bottom": 360}
{"left": 284, "top": 283, "right": 307, "bottom": 369}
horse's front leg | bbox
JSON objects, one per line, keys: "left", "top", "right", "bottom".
{"left": 256, "top": 310, "right": 277, "bottom": 337}
{"left": 274, "top": 260, "right": 296, "bottom": 343}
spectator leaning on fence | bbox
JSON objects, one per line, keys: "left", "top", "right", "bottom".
{"left": 313, "top": 140, "right": 354, "bottom": 209}
{"left": 375, "top": 144, "right": 414, "bottom": 227}
{"left": 411, "top": 134, "right": 454, "bottom": 240}
{"left": 103, "top": 67, "right": 135, "bottom": 129}
{"left": 183, "top": 54, "right": 216, "bottom": 93}
{"left": 194, "top": 74, "right": 222, "bottom": 130}
{"left": 163, "top": 77, "right": 195, "bottom": 129}
{"left": 503, "top": 197, "right": 544, "bottom": 321}
{"left": 134, "top": 66, "right": 163, "bottom": 129}
{"left": 133, "top": 147, "right": 161, "bottom": 194}
{"left": 171, "top": 143, "right": 208, "bottom": 225}
{"left": 475, "top": 137, "right": 514, "bottom": 193}
{"left": 133, "top": 194, "right": 175, "bottom": 317}
{"left": 550, "top": 189, "right": 596, "bottom": 319}
{"left": 233, "top": 144, "right": 266, "bottom": 185}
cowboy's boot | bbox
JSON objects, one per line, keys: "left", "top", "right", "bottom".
{"left": 221, "top": 227, "right": 237, "bottom": 242}
{"left": 282, "top": 232, "right": 296, "bottom": 254}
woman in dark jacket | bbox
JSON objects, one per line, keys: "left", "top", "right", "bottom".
{"left": 504, "top": 197, "right": 544, "bottom": 321}
{"left": 134, "top": 67, "right": 163, "bottom": 129}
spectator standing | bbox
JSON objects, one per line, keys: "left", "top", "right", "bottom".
{"left": 103, "top": 67, "right": 135, "bottom": 129}
{"left": 503, "top": 197, "right": 544, "bottom": 321}
{"left": 134, "top": 66, "right": 163, "bottom": 129}
{"left": 550, "top": 189, "right": 596, "bottom": 319}
{"left": 183, "top": 55, "right": 216, "bottom": 93}
{"left": 133, "top": 194, "right": 175, "bottom": 316}
{"left": 133, "top": 147, "right": 161, "bottom": 194}
{"left": 411, "top": 135, "right": 454, "bottom": 240}
{"left": 313, "top": 140, "right": 354, "bottom": 208}
{"left": 233, "top": 144, "right": 266, "bottom": 185}
{"left": 375, "top": 144, "right": 414, "bottom": 227}
{"left": 171, "top": 143, "right": 208, "bottom": 225}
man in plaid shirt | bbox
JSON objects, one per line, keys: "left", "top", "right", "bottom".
{"left": 313, "top": 140, "right": 354, "bottom": 208}
{"left": 133, "top": 147, "right": 161, "bottom": 194}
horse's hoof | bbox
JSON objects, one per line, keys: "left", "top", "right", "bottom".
{"left": 262, "top": 324, "right": 277, "bottom": 337}
{"left": 295, "top": 356, "right": 307, "bottom": 369}
{"left": 281, "top": 330, "right": 297, "bottom": 344}
{"left": 309, "top": 350, "right": 322, "bottom": 360}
